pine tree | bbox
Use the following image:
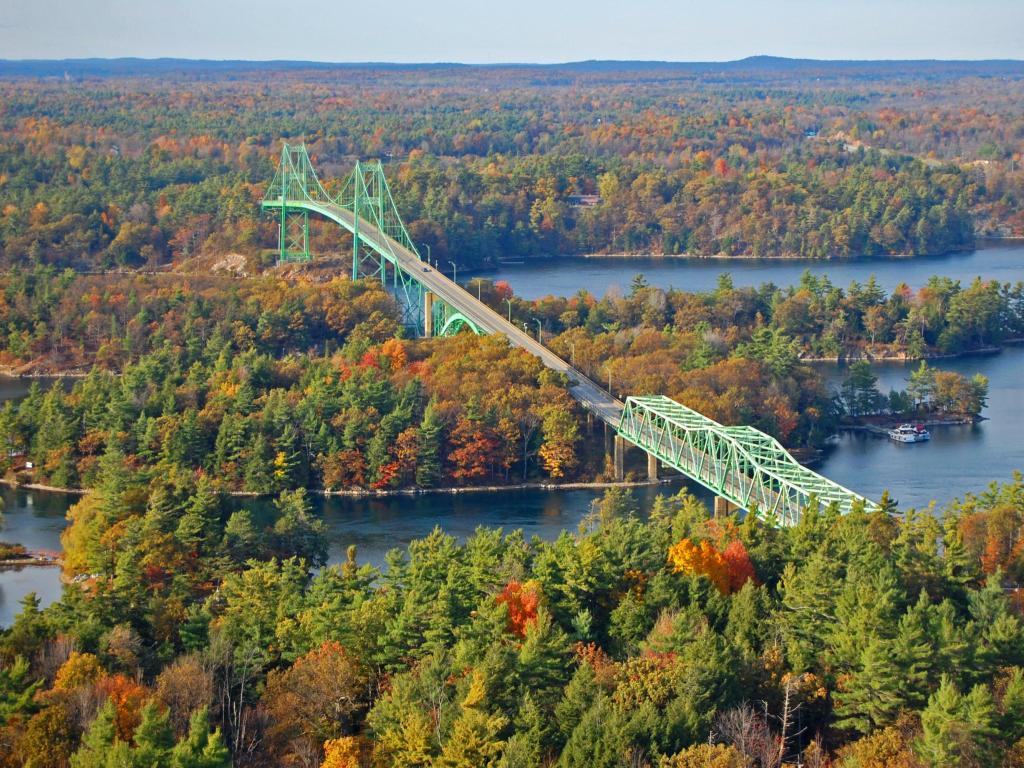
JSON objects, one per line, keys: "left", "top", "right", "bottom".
{"left": 553, "top": 664, "right": 600, "bottom": 747}
{"left": 272, "top": 488, "right": 328, "bottom": 567}
{"left": 415, "top": 402, "right": 444, "bottom": 487}
{"left": 0, "top": 655, "right": 42, "bottom": 725}
{"left": 162, "top": 407, "right": 203, "bottom": 468}
{"left": 834, "top": 636, "right": 904, "bottom": 733}
{"left": 724, "top": 580, "right": 769, "bottom": 661}
{"left": 500, "top": 693, "right": 545, "bottom": 768}
{"left": 176, "top": 475, "right": 221, "bottom": 553}
{"left": 435, "top": 670, "right": 508, "bottom": 768}
{"left": 999, "top": 668, "right": 1024, "bottom": 745}
{"left": 891, "top": 591, "right": 935, "bottom": 708}
{"left": 222, "top": 509, "right": 260, "bottom": 562}
{"left": 969, "top": 573, "right": 1024, "bottom": 679}
{"left": 131, "top": 700, "right": 175, "bottom": 764}
{"left": 916, "top": 676, "right": 998, "bottom": 767}
{"left": 272, "top": 422, "right": 304, "bottom": 490}
{"left": 516, "top": 607, "right": 571, "bottom": 714}
{"left": 558, "top": 696, "right": 630, "bottom": 768}
{"left": 242, "top": 432, "right": 273, "bottom": 494}
{"left": 70, "top": 700, "right": 117, "bottom": 768}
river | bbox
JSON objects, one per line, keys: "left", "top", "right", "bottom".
{"left": 476, "top": 239, "right": 1024, "bottom": 299}
{"left": 0, "top": 242, "right": 1021, "bottom": 626}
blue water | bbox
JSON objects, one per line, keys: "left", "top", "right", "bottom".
{"left": 815, "top": 346, "right": 1024, "bottom": 510}
{"left": 478, "top": 240, "right": 1024, "bottom": 300}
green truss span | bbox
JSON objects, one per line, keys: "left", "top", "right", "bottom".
{"left": 261, "top": 143, "right": 483, "bottom": 338}
{"left": 618, "top": 395, "right": 877, "bottom": 525}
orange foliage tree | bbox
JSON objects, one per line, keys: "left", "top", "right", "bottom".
{"left": 668, "top": 538, "right": 730, "bottom": 593}
{"left": 495, "top": 580, "right": 540, "bottom": 639}
{"left": 668, "top": 535, "right": 756, "bottom": 594}
{"left": 721, "top": 539, "right": 757, "bottom": 593}
{"left": 96, "top": 674, "right": 149, "bottom": 741}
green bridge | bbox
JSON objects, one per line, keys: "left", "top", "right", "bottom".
{"left": 262, "top": 143, "right": 878, "bottom": 524}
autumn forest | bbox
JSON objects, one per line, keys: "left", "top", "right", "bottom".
{"left": 0, "top": 58, "right": 1021, "bottom": 768}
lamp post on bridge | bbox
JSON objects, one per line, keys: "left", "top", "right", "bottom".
{"left": 503, "top": 298, "right": 513, "bottom": 322}
{"left": 421, "top": 242, "right": 431, "bottom": 264}
{"left": 531, "top": 318, "right": 543, "bottom": 343}
{"left": 449, "top": 261, "right": 457, "bottom": 284}
{"left": 570, "top": 343, "right": 575, "bottom": 367}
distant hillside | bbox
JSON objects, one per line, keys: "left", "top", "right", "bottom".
{"left": 1, "top": 55, "right": 1023, "bottom": 80}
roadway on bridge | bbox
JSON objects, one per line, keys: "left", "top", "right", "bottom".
{"left": 304, "top": 200, "right": 626, "bottom": 427}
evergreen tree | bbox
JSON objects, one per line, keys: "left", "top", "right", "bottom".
{"left": 176, "top": 475, "right": 221, "bottom": 554}
{"left": 516, "top": 607, "right": 571, "bottom": 714}
{"left": 834, "top": 636, "right": 904, "bottom": 733}
{"left": 436, "top": 670, "right": 508, "bottom": 768}
{"left": 70, "top": 700, "right": 117, "bottom": 768}
{"left": 242, "top": 432, "right": 273, "bottom": 494}
{"left": 558, "top": 697, "right": 630, "bottom": 768}
{"left": 891, "top": 591, "right": 935, "bottom": 708}
{"left": 131, "top": 700, "right": 175, "bottom": 764}
{"left": 554, "top": 664, "right": 600, "bottom": 747}
{"left": 272, "top": 488, "right": 328, "bottom": 567}
{"left": 499, "top": 693, "right": 547, "bottom": 768}
{"left": 415, "top": 402, "right": 444, "bottom": 487}
{"left": 169, "top": 707, "right": 232, "bottom": 768}
{"left": 916, "top": 676, "right": 998, "bottom": 767}
{"left": 0, "top": 656, "right": 41, "bottom": 725}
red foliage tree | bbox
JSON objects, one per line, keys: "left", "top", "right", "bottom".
{"left": 447, "top": 417, "right": 502, "bottom": 483}
{"left": 722, "top": 539, "right": 757, "bottom": 592}
{"left": 495, "top": 580, "right": 540, "bottom": 639}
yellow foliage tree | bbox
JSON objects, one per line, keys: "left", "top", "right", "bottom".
{"left": 659, "top": 744, "right": 748, "bottom": 768}
{"left": 668, "top": 538, "right": 730, "bottom": 593}
{"left": 379, "top": 338, "right": 407, "bottom": 371}
{"left": 54, "top": 651, "right": 103, "bottom": 690}
{"left": 323, "top": 735, "right": 369, "bottom": 768}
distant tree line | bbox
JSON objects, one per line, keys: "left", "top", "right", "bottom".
{"left": 1, "top": 66, "right": 1022, "bottom": 272}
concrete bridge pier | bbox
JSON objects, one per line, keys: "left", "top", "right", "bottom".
{"left": 423, "top": 291, "right": 434, "bottom": 337}
{"left": 713, "top": 496, "right": 737, "bottom": 518}
{"left": 647, "top": 453, "right": 658, "bottom": 481}
{"left": 613, "top": 436, "right": 625, "bottom": 481}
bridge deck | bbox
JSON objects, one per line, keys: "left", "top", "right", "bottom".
{"left": 271, "top": 199, "right": 625, "bottom": 427}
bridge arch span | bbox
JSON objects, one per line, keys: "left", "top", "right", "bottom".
{"left": 438, "top": 312, "right": 484, "bottom": 337}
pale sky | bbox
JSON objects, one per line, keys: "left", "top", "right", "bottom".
{"left": 0, "top": 0, "right": 1021, "bottom": 62}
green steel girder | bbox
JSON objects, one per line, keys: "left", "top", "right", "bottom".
{"left": 618, "top": 395, "right": 875, "bottom": 525}
{"left": 438, "top": 311, "right": 484, "bottom": 337}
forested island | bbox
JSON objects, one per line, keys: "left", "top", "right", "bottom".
{"left": 0, "top": 267, "right": 1013, "bottom": 493}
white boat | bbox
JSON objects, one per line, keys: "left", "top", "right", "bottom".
{"left": 888, "top": 423, "right": 930, "bottom": 443}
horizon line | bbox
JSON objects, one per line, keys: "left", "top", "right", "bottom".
{"left": 2, "top": 54, "right": 1024, "bottom": 67}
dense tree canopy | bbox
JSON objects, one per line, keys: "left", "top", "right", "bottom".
{"left": 1, "top": 62, "right": 1022, "bottom": 272}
